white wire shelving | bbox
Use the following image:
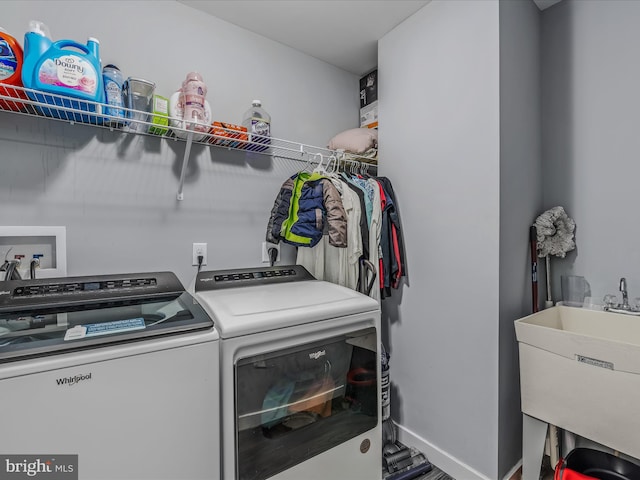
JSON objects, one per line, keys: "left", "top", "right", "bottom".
{"left": 0, "top": 85, "right": 378, "bottom": 200}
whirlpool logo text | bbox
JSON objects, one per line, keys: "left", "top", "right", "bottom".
{"left": 308, "top": 350, "right": 326, "bottom": 360}
{"left": 55, "top": 373, "right": 92, "bottom": 387}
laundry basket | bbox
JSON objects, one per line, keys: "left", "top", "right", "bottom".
{"left": 556, "top": 448, "right": 640, "bottom": 480}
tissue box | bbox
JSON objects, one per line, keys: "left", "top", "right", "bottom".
{"left": 209, "top": 122, "right": 248, "bottom": 149}
{"left": 359, "top": 69, "right": 378, "bottom": 129}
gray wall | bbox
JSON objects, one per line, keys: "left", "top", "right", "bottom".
{"left": 380, "top": 0, "right": 544, "bottom": 478}
{"left": 380, "top": 0, "right": 640, "bottom": 477}
{"left": 0, "top": 1, "right": 358, "bottom": 288}
{"left": 499, "top": 0, "right": 542, "bottom": 476}
{"left": 541, "top": 0, "right": 640, "bottom": 306}
{"left": 379, "top": 1, "right": 501, "bottom": 479}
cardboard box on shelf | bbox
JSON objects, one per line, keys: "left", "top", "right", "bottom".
{"left": 209, "top": 122, "right": 248, "bottom": 149}
{"left": 359, "top": 69, "right": 378, "bottom": 129}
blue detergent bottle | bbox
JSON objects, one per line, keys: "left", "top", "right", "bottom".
{"left": 102, "top": 64, "right": 125, "bottom": 127}
{"left": 22, "top": 20, "right": 105, "bottom": 123}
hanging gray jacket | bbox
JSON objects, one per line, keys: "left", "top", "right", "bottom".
{"left": 266, "top": 176, "right": 295, "bottom": 245}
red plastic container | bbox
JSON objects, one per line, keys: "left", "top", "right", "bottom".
{"left": 0, "top": 28, "right": 28, "bottom": 112}
{"left": 556, "top": 448, "right": 640, "bottom": 480}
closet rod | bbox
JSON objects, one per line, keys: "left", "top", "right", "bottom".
{"left": 248, "top": 143, "right": 377, "bottom": 173}
{"left": 282, "top": 150, "right": 377, "bottom": 173}
{"left": 336, "top": 156, "right": 377, "bottom": 174}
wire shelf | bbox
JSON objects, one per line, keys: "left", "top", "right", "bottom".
{"left": 0, "top": 85, "right": 378, "bottom": 200}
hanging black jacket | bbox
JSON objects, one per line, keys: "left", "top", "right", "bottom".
{"left": 376, "top": 176, "right": 406, "bottom": 297}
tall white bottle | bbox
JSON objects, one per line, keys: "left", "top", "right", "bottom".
{"left": 181, "top": 71, "right": 207, "bottom": 133}
{"left": 242, "top": 99, "right": 270, "bottom": 152}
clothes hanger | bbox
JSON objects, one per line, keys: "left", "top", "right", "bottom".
{"left": 341, "top": 160, "right": 354, "bottom": 179}
{"left": 326, "top": 155, "right": 338, "bottom": 176}
{"left": 300, "top": 152, "right": 314, "bottom": 173}
{"left": 335, "top": 149, "right": 345, "bottom": 173}
{"left": 312, "top": 153, "right": 326, "bottom": 174}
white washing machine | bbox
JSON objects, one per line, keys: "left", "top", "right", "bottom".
{"left": 195, "top": 265, "right": 381, "bottom": 480}
{"left": 0, "top": 272, "right": 220, "bottom": 480}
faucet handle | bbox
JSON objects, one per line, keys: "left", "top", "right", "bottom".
{"left": 604, "top": 294, "right": 618, "bottom": 308}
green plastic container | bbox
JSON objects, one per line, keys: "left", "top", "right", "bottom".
{"left": 148, "top": 94, "right": 168, "bottom": 135}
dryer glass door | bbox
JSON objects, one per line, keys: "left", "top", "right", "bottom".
{"left": 235, "top": 327, "right": 378, "bottom": 480}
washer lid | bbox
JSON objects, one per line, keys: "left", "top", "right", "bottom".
{"left": 0, "top": 272, "right": 214, "bottom": 363}
{"left": 195, "top": 278, "right": 379, "bottom": 338}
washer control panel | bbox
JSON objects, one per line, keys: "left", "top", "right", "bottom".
{"left": 12, "top": 277, "right": 158, "bottom": 297}
{"left": 0, "top": 272, "right": 183, "bottom": 312}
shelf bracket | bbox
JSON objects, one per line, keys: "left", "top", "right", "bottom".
{"left": 176, "top": 130, "right": 195, "bottom": 201}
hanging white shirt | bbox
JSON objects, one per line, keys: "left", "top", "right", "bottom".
{"left": 367, "top": 178, "right": 383, "bottom": 302}
{"left": 297, "top": 178, "right": 362, "bottom": 290}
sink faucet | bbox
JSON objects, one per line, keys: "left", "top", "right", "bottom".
{"left": 620, "top": 277, "right": 630, "bottom": 310}
{"left": 603, "top": 277, "right": 640, "bottom": 315}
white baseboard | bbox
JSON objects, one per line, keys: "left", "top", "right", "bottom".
{"left": 503, "top": 459, "right": 523, "bottom": 480}
{"left": 396, "top": 423, "right": 492, "bottom": 480}
{"left": 396, "top": 424, "right": 524, "bottom": 480}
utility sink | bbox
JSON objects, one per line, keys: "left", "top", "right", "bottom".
{"left": 515, "top": 306, "right": 640, "bottom": 460}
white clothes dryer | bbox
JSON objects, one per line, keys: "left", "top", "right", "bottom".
{"left": 195, "top": 265, "right": 381, "bottom": 480}
{"left": 0, "top": 272, "right": 220, "bottom": 480}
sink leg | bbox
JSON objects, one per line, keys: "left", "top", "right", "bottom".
{"left": 523, "top": 414, "right": 548, "bottom": 480}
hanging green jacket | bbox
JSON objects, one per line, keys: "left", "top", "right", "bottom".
{"left": 269, "top": 172, "right": 347, "bottom": 248}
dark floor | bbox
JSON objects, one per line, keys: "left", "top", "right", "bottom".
{"left": 417, "top": 465, "right": 456, "bottom": 480}
{"left": 381, "top": 465, "right": 455, "bottom": 480}
{"left": 381, "top": 438, "right": 456, "bottom": 480}
{"left": 381, "top": 459, "right": 455, "bottom": 480}
{"left": 385, "top": 453, "right": 555, "bottom": 480}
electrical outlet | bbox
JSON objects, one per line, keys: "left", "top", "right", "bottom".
{"left": 192, "top": 243, "right": 207, "bottom": 266}
{"left": 262, "top": 242, "right": 280, "bottom": 264}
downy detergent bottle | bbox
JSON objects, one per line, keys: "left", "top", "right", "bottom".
{"left": 22, "top": 21, "right": 104, "bottom": 123}
{"left": 0, "top": 27, "right": 28, "bottom": 112}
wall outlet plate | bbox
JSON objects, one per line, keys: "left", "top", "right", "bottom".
{"left": 192, "top": 243, "right": 207, "bottom": 266}
{"left": 262, "top": 241, "right": 280, "bottom": 263}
